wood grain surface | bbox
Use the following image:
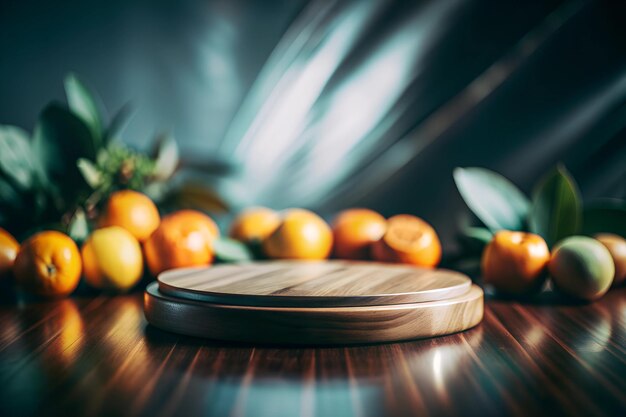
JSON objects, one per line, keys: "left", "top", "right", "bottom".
{"left": 157, "top": 261, "right": 472, "bottom": 307}
{"left": 1, "top": 288, "right": 626, "bottom": 417}
{"left": 144, "top": 282, "right": 484, "bottom": 344}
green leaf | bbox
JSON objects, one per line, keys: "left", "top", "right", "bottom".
{"left": 0, "top": 125, "right": 37, "bottom": 189}
{"left": 453, "top": 167, "right": 530, "bottom": 232}
{"left": 64, "top": 73, "right": 103, "bottom": 147}
{"left": 143, "top": 181, "right": 168, "bottom": 202}
{"left": 77, "top": 158, "right": 102, "bottom": 189}
{"left": 152, "top": 134, "right": 179, "bottom": 180}
{"left": 103, "top": 102, "right": 133, "bottom": 144}
{"left": 33, "top": 190, "right": 48, "bottom": 218}
{"left": 528, "top": 165, "right": 582, "bottom": 247}
{"left": 173, "top": 182, "right": 228, "bottom": 213}
{"left": 582, "top": 200, "right": 626, "bottom": 238}
{"left": 0, "top": 176, "right": 21, "bottom": 209}
{"left": 33, "top": 103, "right": 96, "bottom": 200}
{"left": 463, "top": 227, "right": 494, "bottom": 244}
{"left": 460, "top": 227, "right": 493, "bottom": 253}
{"left": 67, "top": 208, "right": 89, "bottom": 242}
{"left": 213, "top": 237, "right": 254, "bottom": 263}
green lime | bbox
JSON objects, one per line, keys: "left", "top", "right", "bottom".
{"left": 549, "top": 236, "right": 615, "bottom": 301}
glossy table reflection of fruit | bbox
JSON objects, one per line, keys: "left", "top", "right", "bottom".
{"left": 1, "top": 288, "right": 625, "bottom": 417}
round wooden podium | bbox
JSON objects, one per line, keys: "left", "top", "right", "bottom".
{"left": 144, "top": 260, "right": 483, "bottom": 345}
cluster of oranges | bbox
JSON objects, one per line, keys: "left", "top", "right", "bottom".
{"left": 0, "top": 194, "right": 443, "bottom": 299}
{"left": 482, "top": 230, "right": 626, "bottom": 301}
{"left": 231, "top": 207, "right": 441, "bottom": 267}
{"left": 4, "top": 191, "right": 624, "bottom": 303}
{"left": 0, "top": 190, "right": 220, "bottom": 298}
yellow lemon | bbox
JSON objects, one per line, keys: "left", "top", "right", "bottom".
{"left": 82, "top": 226, "right": 143, "bottom": 292}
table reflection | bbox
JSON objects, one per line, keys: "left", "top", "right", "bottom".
{"left": 1, "top": 289, "right": 625, "bottom": 417}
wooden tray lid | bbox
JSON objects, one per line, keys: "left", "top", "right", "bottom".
{"left": 157, "top": 260, "right": 472, "bottom": 307}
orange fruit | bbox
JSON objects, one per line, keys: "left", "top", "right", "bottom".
{"left": 331, "top": 209, "right": 386, "bottom": 260}
{"left": 481, "top": 231, "right": 550, "bottom": 294}
{"left": 0, "top": 228, "right": 19, "bottom": 280}
{"left": 594, "top": 233, "right": 626, "bottom": 287}
{"left": 144, "top": 209, "right": 220, "bottom": 276}
{"left": 263, "top": 209, "right": 333, "bottom": 260}
{"left": 100, "top": 190, "right": 160, "bottom": 242}
{"left": 13, "top": 231, "right": 82, "bottom": 298}
{"left": 229, "top": 207, "right": 280, "bottom": 243}
{"left": 371, "top": 214, "right": 441, "bottom": 267}
{"left": 82, "top": 226, "right": 144, "bottom": 292}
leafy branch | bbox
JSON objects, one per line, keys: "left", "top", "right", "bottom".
{"left": 0, "top": 73, "right": 227, "bottom": 240}
{"left": 454, "top": 165, "right": 625, "bottom": 254}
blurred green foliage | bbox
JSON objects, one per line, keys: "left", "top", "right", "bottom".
{"left": 454, "top": 165, "right": 626, "bottom": 257}
{"left": 0, "top": 74, "right": 226, "bottom": 241}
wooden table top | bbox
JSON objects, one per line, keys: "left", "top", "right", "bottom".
{"left": 1, "top": 286, "right": 625, "bottom": 417}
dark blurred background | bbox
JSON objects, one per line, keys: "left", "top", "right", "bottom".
{"left": 1, "top": 0, "right": 625, "bottom": 252}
